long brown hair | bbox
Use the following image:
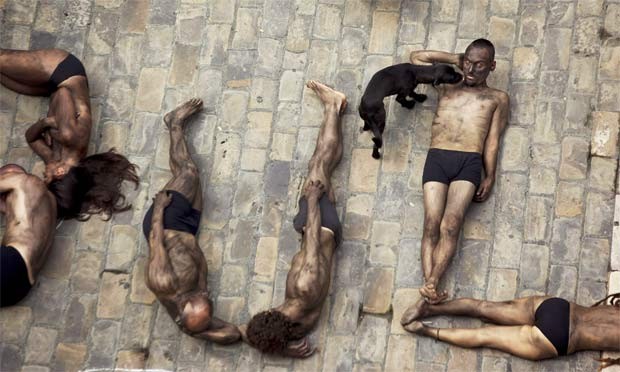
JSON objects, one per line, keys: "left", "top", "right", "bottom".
{"left": 48, "top": 149, "right": 139, "bottom": 220}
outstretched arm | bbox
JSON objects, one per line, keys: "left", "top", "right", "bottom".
{"left": 193, "top": 317, "right": 241, "bottom": 344}
{"left": 410, "top": 50, "right": 463, "bottom": 69}
{"left": 475, "top": 93, "right": 510, "bottom": 202}
{"left": 146, "top": 192, "right": 178, "bottom": 295}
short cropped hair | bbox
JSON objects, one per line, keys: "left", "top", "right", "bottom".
{"left": 466, "top": 38, "right": 495, "bottom": 61}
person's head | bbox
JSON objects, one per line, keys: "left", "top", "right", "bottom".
{"left": 48, "top": 149, "right": 139, "bottom": 220}
{"left": 179, "top": 294, "right": 212, "bottom": 333}
{"left": 0, "top": 164, "right": 27, "bottom": 176}
{"left": 463, "top": 38, "right": 496, "bottom": 87}
{"left": 245, "top": 310, "right": 305, "bottom": 354}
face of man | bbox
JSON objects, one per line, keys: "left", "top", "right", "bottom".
{"left": 462, "top": 47, "right": 495, "bottom": 87}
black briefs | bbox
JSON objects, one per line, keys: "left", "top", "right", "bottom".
{"left": 48, "top": 53, "right": 87, "bottom": 90}
{"left": 1, "top": 245, "right": 33, "bottom": 307}
{"left": 293, "top": 194, "right": 342, "bottom": 246}
{"left": 534, "top": 297, "right": 570, "bottom": 356}
{"left": 142, "top": 190, "right": 201, "bottom": 239}
{"left": 422, "top": 148, "right": 483, "bottom": 189}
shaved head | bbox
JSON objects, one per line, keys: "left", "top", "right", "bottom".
{"left": 181, "top": 296, "right": 212, "bottom": 332}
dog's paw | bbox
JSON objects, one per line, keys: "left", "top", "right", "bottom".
{"left": 372, "top": 147, "right": 381, "bottom": 159}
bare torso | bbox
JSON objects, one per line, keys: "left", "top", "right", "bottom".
{"left": 47, "top": 78, "right": 91, "bottom": 162}
{"left": 278, "top": 229, "right": 337, "bottom": 333}
{"left": 569, "top": 303, "right": 620, "bottom": 354}
{"left": 1, "top": 171, "right": 57, "bottom": 284}
{"left": 154, "top": 230, "right": 206, "bottom": 305}
{"left": 432, "top": 83, "right": 507, "bottom": 153}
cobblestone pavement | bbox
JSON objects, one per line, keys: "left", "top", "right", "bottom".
{"left": 1, "top": 0, "right": 619, "bottom": 371}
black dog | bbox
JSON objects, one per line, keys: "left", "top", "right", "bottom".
{"left": 358, "top": 64, "right": 463, "bottom": 159}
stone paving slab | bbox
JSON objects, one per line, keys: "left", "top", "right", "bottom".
{"left": 0, "top": 0, "right": 618, "bottom": 371}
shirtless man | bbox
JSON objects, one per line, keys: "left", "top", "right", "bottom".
{"left": 400, "top": 293, "right": 620, "bottom": 364}
{"left": 238, "top": 81, "right": 347, "bottom": 358}
{"left": 0, "top": 48, "right": 138, "bottom": 219}
{"left": 0, "top": 164, "right": 56, "bottom": 307}
{"left": 407, "top": 39, "right": 510, "bottom": 304}
{"left": 143, "top": 99, "right": 239, "bottom": 343}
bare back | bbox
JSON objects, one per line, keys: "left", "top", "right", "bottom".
{"left": 147, "top": 229, "right": 207, "bottom": 305}
{"left": 432, "top": 83, "right": 507, "bottom": 153}
{"left": 2, "top": 173, "right": 56, "bottom": 283}
{"left": 569, "top": 304, "right": 620, "bottom": 353}
{"left": 282, "top": 230, "right": 336, "bottom": 331}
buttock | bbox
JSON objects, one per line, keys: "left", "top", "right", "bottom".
{"left": 1, "top": 245, "right": 33, "bottom": 307}
{"left": 422, "top": 148, "right": 483, "bottom": 189}
{"left": 142, "top": 190, "right": 201, "bottom": 239}
{"left": 293, "top": 194, "right": 342, "bottom": 246}
{"left": 534, "top": 297, "right": 570, "bottom": 356}
{"left": 48, "top": 53, "right": 88, "bottom": 91}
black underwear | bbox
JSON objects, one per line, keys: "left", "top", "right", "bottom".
{"left": 1, "top": 245, "right": 33, "bottom": 307}
{"left": 142, "top": 190, "right": 201, "bottom": 239}
{"left": 534, "top": 297, "right": 570, "bottom": 356}
{"left": 293, "top": 194, "right": 342, "bottom": 246}
{"left": 422, "top": 148, "right": 483, "bottom": 189}
{"left": 48, "top": 53, "right": 87, "bottom": 90}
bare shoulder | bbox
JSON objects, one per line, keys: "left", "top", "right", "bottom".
{"left": 490, "top": 88, "right": 510, "bottom": 105}
{"left": 23, "top": 175, "right": 54, "bottom": 206}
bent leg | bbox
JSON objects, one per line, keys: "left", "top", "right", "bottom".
{"left": 304, "top": 81, "right": 347, "bottom": 201}
{"left": 405, "top": 322, "right": 557, "bottom": 361}
{"left": 426, "top": 181, "right": 476, "bottom": 297}
{"left": 161, "top": 98, "right": 204, "bottom": 211}
{"left": 0, "top": 49, "right": 68, "bottom": 90}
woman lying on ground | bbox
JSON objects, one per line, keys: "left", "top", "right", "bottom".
{"left": 0, "top": 48, "right": 138, "bottom": 219}
{"left": 401, "top": 293, "right": 620, "bottom": 369}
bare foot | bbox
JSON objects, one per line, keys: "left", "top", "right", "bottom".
{"left": 419, "top": 282, "right": 437, "bottom": 300}
{"left": 420, "top": 282, "right": 449, "bottom": 304}
{"left": 306, "top": 80, "right": 347, "bottom": 113}
{"left": 164, "top": 98, "right": 203, "bottom": 129}
{"left": 401, "top": 297, "right": 428, "bottom": 326}
{"left": 403, "top": 321, "right": 425, "bottom": 334}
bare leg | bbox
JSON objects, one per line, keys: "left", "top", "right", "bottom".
{"left": 425, "top": 181, "right": 476, "bottom": 300}
{"left": 0, "top": 49, "right": 68, "bottom": 90}
{"left": 161, "top": 98, "right": 204, "bottom": 211}
{"left": 420, "top": 182, "right": 448, "bottom": 301}
{"left": 304, "top": 81, "right": 347, "bottom": 201}
{"left": 401, "top": 296, "right": 549, "bottom": 326}
{"left": 403, "top": 321, "right": 558, "bottom": 360}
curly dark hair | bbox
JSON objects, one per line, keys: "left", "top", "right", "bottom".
{"left": 48, "top": 149, "right": 139, "bottom": 220}
{"left": 246, "top": 310, "right": 306, "bottom": 354}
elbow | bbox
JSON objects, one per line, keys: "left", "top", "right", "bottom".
{"left": 410, "top": 51, "right": 422, "bottom": 64}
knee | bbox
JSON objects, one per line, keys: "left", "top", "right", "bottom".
{"left": 440, "top": 215, "right": 462, "bottom": 239}
{"left": 423, "top": 218, "right": 441, "bottom": 243}
{"left": 181, "top": 166, "right": 199, "bottom": 180}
